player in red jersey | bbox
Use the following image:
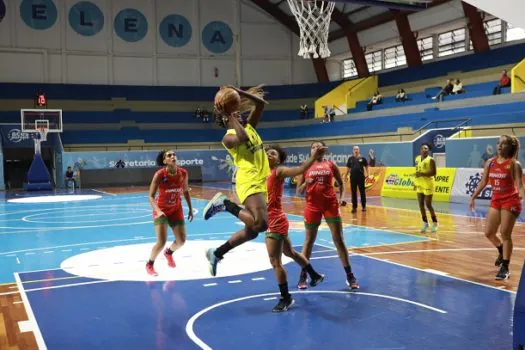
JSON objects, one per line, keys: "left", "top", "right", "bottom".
{"left": 265, "top": 145, "right": 326, "bottom": 312}
{"left": 296, "top": 141, "right": 359, "bottom": 290}
{"left": 469, "top": 135, "right": 523, "bottom": 280}
{"left": 146, "top": 150, "right": 194, "bottom": 276}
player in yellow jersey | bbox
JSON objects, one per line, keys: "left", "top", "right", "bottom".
{"left": 414, "top": 143, "right": 438, "bottom": 233}
{"left": 203, "top": 85, "right": 271, "bottom": 276}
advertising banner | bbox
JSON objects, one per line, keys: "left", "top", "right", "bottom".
{"left": 338, "top": 166, "right": 385, "bottom": 196}
{"left": 381, "top": 167, "right": 456, "bottom": 202}
{"left": 412, "top": 128, "right": 457, "bottom": 160}
{"left": 61, "top": 149, "right": 235, "bottom": 184}
{"left": 450, "top": 167, "right": 525, "bottom": 205}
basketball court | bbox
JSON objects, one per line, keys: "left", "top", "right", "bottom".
{"left": 0, "top": 185, "right": 523, "bottom": 349}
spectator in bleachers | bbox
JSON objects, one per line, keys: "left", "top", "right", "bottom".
{"left": 367, "top": 91, "right": 382, "bottom": 111}
{"left": 395, "top": 89, "right": 408, "bottom": 102}
{"left": 432, "top": 79, "right": 454, "bottom": 101}
{"left": 322, "top": 105, "right": 335, "bottom": 123}
{"left": 300, "top": 104, "right": 309, "bottom": 119}
{"left": 194, "top": 107, "right": 202, "bottom": 121}
{"left": 493, "top": 70, "right": 511, "bottom": 95}
{"left": 201, "top": 108, "right": 210, "bottom": 123}
{"left": 452, "top": 79, "right": 465, "bottom": 94}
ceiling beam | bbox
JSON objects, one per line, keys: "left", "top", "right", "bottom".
{"left": 329, "top": 11, "right": 395, "bottom": 42}
{"left": 391, "top": 9, "right": 422, "bottom": 67}
{"left": 461, "top": 1, "right": 490, "bottom": 52}
{"left": 331, "top": 9, "right": 369, "bottom": 77}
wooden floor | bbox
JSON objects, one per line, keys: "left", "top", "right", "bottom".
{"left": 1, "top": 185, "right": 523, "bottom": 349}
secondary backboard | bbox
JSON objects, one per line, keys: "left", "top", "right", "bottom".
{"left": 20, "top": 109, "right": 63, "bottom": 133}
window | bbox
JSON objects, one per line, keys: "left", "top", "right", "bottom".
{"left": 384, "top": 44, "right": 407, "bottom": 69}
{"left": 485, "top": 19, "right": 502, "bottom": 46}
{"left": 365, "top": 50, "right": 382, "bottom": 73}
{"left": 506, "top": 23, "right": 525, "bottom": 42}
{"left": 343, "top": 58, "right": 358, "bottom": 78}
{"left": 417, "top": 36, "right": 433, "bottom": 61}
{"left": 438, "top": 28, "right": 466, "bottom": 57}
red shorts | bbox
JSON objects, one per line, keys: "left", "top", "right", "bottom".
{"left": 267, "top": 212, "right": 289, "bottom": 236}
{"left": 153, "top": 206, "right": 185, "bottom": 227}
{"left": 490, "top": 195, "right": 522, "bottom": 216}
{"left": 304, "top": 202, "right": 341, "bottom": 227}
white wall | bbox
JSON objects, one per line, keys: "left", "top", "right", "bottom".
{"left": 0, "top": 0, "right": 316, "bottom": 86}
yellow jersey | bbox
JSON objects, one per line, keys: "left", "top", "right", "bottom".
{"left": 223, "top": 123, "right": 270, "bottom": 186}
{"left": 414, "top": 155, "right": 435, "bottom": 189}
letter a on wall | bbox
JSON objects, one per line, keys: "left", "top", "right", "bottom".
{"left": 202, "top": 21, "right": 233, "bottom": 54}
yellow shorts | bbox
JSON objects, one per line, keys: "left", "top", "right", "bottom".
{"left": 236, "top": 180, "right": 267, "bottom": 204}
{"left": 415, "top": 185, "right": 434, "bottom": 196}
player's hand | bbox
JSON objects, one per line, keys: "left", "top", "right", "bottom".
{"left": 313, "top": 146, "right": 328, "bottom": 157}
{"left": 155, "top": 209, "right": 166, "bottom": 218}
{"left": 468, "top": 198, "right": 475, "bottom": 211}
{"left": 415, "top": 171, "right": 420, "bottom": 178}
{"left": 187, "top": 211, "right": 194, "bottom": 222}
{"left": 306, "top": 178, "right": 314, "bottom": 184}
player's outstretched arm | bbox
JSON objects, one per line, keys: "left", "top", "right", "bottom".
{"left": 469, "top": 160, "right": 490, "bottom": 210}
{"left": 231, "top": 86, "right": 268, "bottom": 128}
{"left": 276, "top": 146, "right": 328, "bottom": 179}
{"left": 183, "top": 173, "right": 194, "bottom": 222}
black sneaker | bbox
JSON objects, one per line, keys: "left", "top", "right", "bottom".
{"left": 309, "top": 274, "right": 325, "bottom": 287}
{"left": 272, "top": 296, "right": 295, "bottom": 312}
{"left": 494, "top": 254, "right": 503, "bottom": 267}
{"left": 346, "top": 273, "right": 360, "bottom": 290}
{"left": 495, "top": 264, "right": 510, "bottom": 280}
{"left": 351, "top": 208, "right": 357, "bottom": 213}
{"left": 297, "top": 271, "right": 308, "bottom": 290}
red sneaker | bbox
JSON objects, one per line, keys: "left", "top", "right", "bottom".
{"left": 164, "top": 249, "right": 176, "bottom": 268}
{"left": 146, "top": 263, "right": 158, "bottom": 276}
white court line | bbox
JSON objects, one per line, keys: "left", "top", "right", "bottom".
{"left": 203, "top": 283, "right": 218, "bottom": 287}
{"left": 91, "top": 189, "right": 117, "bottom": 196}
{"left": 309, "top": 245, "right": 517, "bottom": 294}
{"left": 14, "top": 273, "right": 47, "bottom": 349}
{"left": 23, "top": 279, "right": 114, "bottom": 293}
{"left": 0, "top": 231, "right": 234, "bottom": 257}
{"left": 227, "top": 280, "right": 242, "bottom": 284}
{"left": 185, "top": 290, "right": 446, "bottom": 350}
{"left": 251, "top": 277, "right": 265, "bottom": 281}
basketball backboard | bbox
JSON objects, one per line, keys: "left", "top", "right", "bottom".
{"left": 20, "top": 109, "right": 63, "bottom": 133}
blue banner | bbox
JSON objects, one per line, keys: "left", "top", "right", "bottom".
{"left": 0, "top": 126, "right": 52, "bottom": 149}
{"left": 446, "top": 136, "right": 525, "bottom": 168}
{"left": 61, "top": 149, "right": 236, "bottom": 183}
{"left": 412, "top": 128, "right": 456, "bottom": 162}
{"left": 282, "top": 143, "right": 413, "bottom": 167}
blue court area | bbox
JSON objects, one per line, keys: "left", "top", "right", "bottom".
{"left": 0, "top": 190, "right": 516, "bottom": 349}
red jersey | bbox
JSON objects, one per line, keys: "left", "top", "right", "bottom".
{"left": 304, "top": 160, "right": 338, "bottom": 208}
{"left": 155, "top": 167, "right": 187, "bottom": 209}
{"left": 267, "top": 168, "right": 284, "bottom": 216}
{"left": 488, "top": 157, "right": 518, "bottom": 200}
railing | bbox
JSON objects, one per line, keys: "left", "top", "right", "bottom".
{"left": 454, "top": 124, "right": 525, "bottom": 138}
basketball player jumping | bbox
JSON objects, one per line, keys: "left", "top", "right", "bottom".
{"left": 203, "top": 85, "right": 271, "bottom": 277}
{"left": 469, "top": 135, "right": 523, "bottom": 280}
{"left": 146, "top": 150, "right": 193, "bottom": 276}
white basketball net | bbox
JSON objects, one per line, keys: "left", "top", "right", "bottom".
{"left": 287, "top": 0, "right": 335, "bottom": 59}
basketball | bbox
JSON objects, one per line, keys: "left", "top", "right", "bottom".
{"left": 214, "top": 87, "right": 241, "bottom": 116}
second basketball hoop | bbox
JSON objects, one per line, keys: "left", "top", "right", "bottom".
{"left": 287, "top": 0, "right": 335, "bottom": 59}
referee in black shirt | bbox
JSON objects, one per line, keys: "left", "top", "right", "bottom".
{"left": 345, "top": 146, "right": 369, "bottom": 213}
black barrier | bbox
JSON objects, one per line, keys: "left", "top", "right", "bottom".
{"left": 514, "top": 259, "right": 525, "bottom": 350}
{"left": 79, "top": 166, "right": 203, "bottom": 188}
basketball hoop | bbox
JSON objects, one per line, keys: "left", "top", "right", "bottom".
{"left": 287, "top": 0, "right": 335, "bottom": 59}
